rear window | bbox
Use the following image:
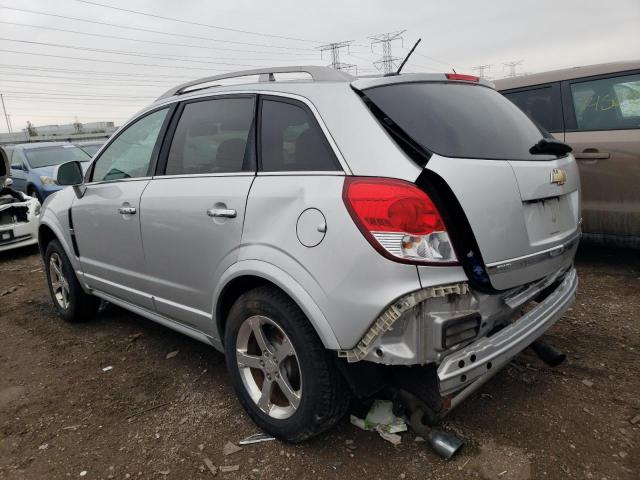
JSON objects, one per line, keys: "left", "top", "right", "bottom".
{"left": 24, "top": 145, "right": 91, "bottom": 168}
{"left": 363, "top": 82, "right": 556, "bottom": 161}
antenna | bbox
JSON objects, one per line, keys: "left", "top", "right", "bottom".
{"left": 369, "top": 30, "right": 406, "bottom": 74}
{"left": 396, "top": 38, "right": 422, "bottom": 75}
{"left": 317, "top": 41, "right": 357, "bottom": 73}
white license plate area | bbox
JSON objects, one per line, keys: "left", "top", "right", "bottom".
{"left": 523, "top": 196, "right": 574, "bottom": 243}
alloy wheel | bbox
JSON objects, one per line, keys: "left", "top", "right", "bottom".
{"left": 235, "top": 315, "right": 302, "bottom": 419}
{"left": 49, "top": 252, "right": 70, "bottom": 310}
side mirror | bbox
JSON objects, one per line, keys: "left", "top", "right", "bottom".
{"left": 4, "top": 178, "right": 13, "bottom": 187}
{"left": 57, "top": 161, "right": 84, "bottom": 186}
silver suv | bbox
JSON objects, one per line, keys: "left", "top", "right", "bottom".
{"left": 39, "top": 66, "right": 580, "bottom": 442}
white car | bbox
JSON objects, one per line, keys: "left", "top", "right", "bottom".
{"left": 0, "top": 147, "right": 40, "bottom": 252}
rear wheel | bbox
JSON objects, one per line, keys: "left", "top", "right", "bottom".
{"left": 44, "top": 239, "right": 99, "bottom": 322}
{"left": 224, "top": 285, "right": 350, "bottom": 442}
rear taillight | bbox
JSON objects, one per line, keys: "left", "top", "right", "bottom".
{"left": 343, "top": 177, "right": 458, "bottom": 265}
{"left": 445, "top": 73, "right": 479, "bottom": 82}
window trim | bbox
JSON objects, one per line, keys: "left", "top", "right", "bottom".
{"left": 500, "top": 81, "right": 564, "bottom": 133}
{"left": 85, "top": 103, "right": 177, "bottom": 185}
{"left": 154, "top": 93, "right": 257, "bottom": 177}
{"left": 257, "top": 94, "right": 344, "bottom": 174}
{"left": 561, "top": 68, "right": 640, "bottom": 133}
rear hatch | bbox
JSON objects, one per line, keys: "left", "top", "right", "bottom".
{"left": 353, "top": 77, "right": 580, "bottom": 290}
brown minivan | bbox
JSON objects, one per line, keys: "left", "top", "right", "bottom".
{"left": 495, "top": 61, "right": 640, "bottom": 247}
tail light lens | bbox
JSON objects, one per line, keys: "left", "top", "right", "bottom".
{"left": 343, "top": 177, "right": 458, "bottom": 265}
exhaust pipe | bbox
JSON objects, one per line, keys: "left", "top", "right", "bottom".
{"left": 404, "top": 400, "right": 464, "bottom": 460}
{"left": 428, "top": 430, "right": 464, "bottom": 459}
{"left": 530, "top": 340, "right": 566, "bottom": 367}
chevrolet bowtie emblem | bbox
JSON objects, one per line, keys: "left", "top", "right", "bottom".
{"left": 550, "top": 168, "right": 567, "bottom": 186}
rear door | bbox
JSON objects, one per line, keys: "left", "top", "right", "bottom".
{"left": 562, "top": 71, "right": 640, "bottom": 242}
{"left": 140, "top": 95, "right": 256, "bottom": 333}
{"left": 72, "top": 107, "right": 171, "bottom": 308}
{"left": 358, "top": 80, "right": 580, "bottom": 290}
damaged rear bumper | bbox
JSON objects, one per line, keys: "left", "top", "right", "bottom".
{"left": 438, "top": 267, "right": 577, "bottom": 396}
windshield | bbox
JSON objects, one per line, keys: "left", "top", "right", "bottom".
{"left": 362, "top": 82, "right": 557, "bottom": 161}
{"left": 77, "top": 144, "right": 102, "bottom": 156}
{"left": 24, "top": 145, "right": 91, "bottom": 168}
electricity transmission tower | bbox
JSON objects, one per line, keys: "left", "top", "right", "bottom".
{"left": 472, "top": 64, "right": 491, "bottom": 79}
{"left": 503, "top": 60, "right": 523, "bottom": 77}
{"left": 317, "top": 40, "right": 356, "bottom": 73}
{"left": 369, "top": 30, "right": 406, "bottom": 74}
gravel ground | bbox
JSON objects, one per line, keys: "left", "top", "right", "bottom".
{"left": 0, "top": 244, "right": 638, "bottom": 480}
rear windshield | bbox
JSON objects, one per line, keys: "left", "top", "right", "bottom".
{"left": 24, "top": 145, "right": 91, "bottom": 168}
{"left": 363, "top": 82, "right": 557, "bottom": 161}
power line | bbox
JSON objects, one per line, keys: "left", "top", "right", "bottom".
{"left": 503, "top": 60, "right": 523, "bottom": 77}
{"left": 0, "top": 21, "right": 315, "bottom": 57}
{"left": 317, "top": 41, "right": 356, "bottom": 73}
{"left": 0, "top": 72, "right": 178, "bottom": 86}
{"left": 369, "top": 30, "right": 406, "bottom": 74}
{"left": 0, "top": 37, "right": 266, "bottom": 68}
{"left": 0, "top": 5, "right": 313, "bottom": 52}
{"left": 72, "top": 0, "right": 323, "bottom": 44}
{"left": 0, "top": 64, "right": 192, "bottom": 80}
{"left": 0, "top": 49, "right": 226, "bottom": 72}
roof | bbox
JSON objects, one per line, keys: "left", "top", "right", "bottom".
{"left": 10, "top": 141, "right": 80, "bottom": 150}
{"left": 494, "top": 60, "right": 640, "bottom": 90}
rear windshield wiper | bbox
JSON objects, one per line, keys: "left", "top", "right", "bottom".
{"left": 529, "top": 138, "right": 572, "bottom": 157}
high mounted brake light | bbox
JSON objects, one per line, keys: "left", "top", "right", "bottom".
{"left": 445, "top": 73, "right": 479, "bottom": 82}
{"left": 343, "top": 177, "right": 458, "bottom": 265}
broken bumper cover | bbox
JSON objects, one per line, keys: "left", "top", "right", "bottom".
{"left": 438, "top": 267, "right": 577, "bottom": 396}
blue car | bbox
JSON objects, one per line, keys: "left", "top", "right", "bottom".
{"left": 6, "top": 142, "right": 91, "bottom": 201}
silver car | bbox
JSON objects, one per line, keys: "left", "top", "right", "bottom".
{"left": 38, "top": 66, "right": 580, "bottom": 442}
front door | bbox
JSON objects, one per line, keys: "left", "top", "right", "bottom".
{"left": 563, "top": 71, "right": 640, "bottom": 242}
{"left": 72, "top": 107, "right": 171, "bottom": 309}
{"left": 140, "top": 96, "right": 256, "bottom": 333}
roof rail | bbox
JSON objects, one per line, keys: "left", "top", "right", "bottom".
{"left": 156, "top": 65, "right": 354, "bottom": 101}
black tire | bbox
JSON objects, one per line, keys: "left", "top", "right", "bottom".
{"left": 44, "top": 239, "right": 99, "bottom": 323}
{"left": 224, "top": 285, "right": 351, "bottom": 443}
{"left": 27, "top": 186, "right": 43, "bottom": 203}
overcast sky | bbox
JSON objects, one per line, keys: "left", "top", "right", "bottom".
{"left": 0, "top": 0, "right": 638, "bottom": 133}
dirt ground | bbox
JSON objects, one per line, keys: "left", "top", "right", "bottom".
{"left": 0, "top": 244, "right": 638, "bottom": 480}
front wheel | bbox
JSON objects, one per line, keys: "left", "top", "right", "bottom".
{"left": 44, "top": 239, "right": 99, "bottom": 322}
{"left": 224, "top": 286, "right": 350, "bottom": 442}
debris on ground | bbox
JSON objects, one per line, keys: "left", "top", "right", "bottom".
{"left": 582, "top": 379, "right": 594, "bottom": 387}
{"left": 219, "top": 465, "right": 239, "bottom": 473}
{"left": 102, "top": 366, "right": 113, "bottom": 372}
{"left": 629, "top": 414, "right": 640, "bottom": 425}
{"left": 203, "top": 457, "right": 217, "bottom": 476}
{"left": 351, "top": 400, "right": 407, "bottom": 444}
{"left": 165, "top": 350, "right": 179, "bottom": 359}
{"left": 222, "top": 441, "right": 243, "bottom": 456}
{"left": 237, "top": 433, "right": 275, "bottom": 445}
{"left": 1, "top": 285, "right": 18, "bottom": 296}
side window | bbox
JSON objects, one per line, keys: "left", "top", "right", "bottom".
{"left": 502, "top": 85, "right": 562, "bottom": 132}
{"left": 92, "top": 108, "right": 168, "bottom": 182}
{"left": 10, "top": 149, "right": 23, "bottom": 169}
{"left": 260, "top": 99, "right": 340, "bottom": 172}
{"left": 165, "top": 97, "right": 254, "bottom": 175}
{"left": 570, "top": 73, "right": 640, "bottom": 131}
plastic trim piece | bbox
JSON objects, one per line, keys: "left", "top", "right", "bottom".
{"left": 338, "top": 282, "right": 470, "bottom": 362}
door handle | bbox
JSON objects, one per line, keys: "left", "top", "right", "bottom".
{"left": 118, "top": 206, "right": 137, "bottom": 215}
{"left": 574, "top": 152, "right": 610, "bottom": 160}
{"left": 207, "top": 208, "right": 237, "bottom": 218}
